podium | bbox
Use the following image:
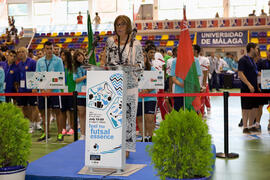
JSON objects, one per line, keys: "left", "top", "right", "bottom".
{"left": 83, "top": 65, "right": 164, "bottom": 173}
{"left": 85, "top": 65, "right": 139, "bottom": 172}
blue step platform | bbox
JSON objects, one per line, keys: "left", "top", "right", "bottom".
{"left": 26, "top": 141, "right": 216, "bottom": 180}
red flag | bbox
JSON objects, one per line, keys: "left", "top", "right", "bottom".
{"left": 175, "top": 7, "right": 194, "bottom": 80}
{"left": 175, "top": 6, "right": 201, "bottom": 112}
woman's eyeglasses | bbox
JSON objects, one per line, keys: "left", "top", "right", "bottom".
{"left": 116, "top": 22, "right": 126, "bottom": 27}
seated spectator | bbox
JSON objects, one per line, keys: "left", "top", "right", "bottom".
{"left": 260, "top": 9, "right": 267, "bottom": 16}
{"left": 0, "top": 42, "right": 9, "bottom": 52}
{"left": 10, "top": 25, "right": 17, "bottom": 35}
{"left": 19, "top": 27, "right": 24, "bottom": 38}
{"left": 5, "top": 28, "right": 9, "bottom": 36}
{"left": 249, "top": 10, "right": 256, "bottom": 16}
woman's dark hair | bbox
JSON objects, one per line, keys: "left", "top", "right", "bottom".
{"left": 172, "top": 47, "right": 177, "bottom": 57}
{"left": 145, "top": 44, "right": 156, "bottom": 53}
{"left": 73, "top": 50, "right": 84, "bottom": 72}
{"left": 61, "top": 49, "right": 73, "bottom": 73}
{"left": 193, "top": 45, "right": 201, "bottom": 54}
{"left": 144, "top": 44, "right": 156, "bottom": 70}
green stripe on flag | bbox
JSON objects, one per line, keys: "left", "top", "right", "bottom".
{"left": 184, "top": 62, "right": 200, "bottom": 111}
{"left": 87, "top": 11, "right": 96, "bottom": 65}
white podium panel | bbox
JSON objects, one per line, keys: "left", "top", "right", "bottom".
{"left": 85, "top": 71, "right": 127, "bottom": 170}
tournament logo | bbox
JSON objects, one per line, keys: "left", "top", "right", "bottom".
{"left": 106, "top": 97, "right": 122, "bottom": 129}
{"left": 87, "top": 82, "right": 114, "bottom": 110}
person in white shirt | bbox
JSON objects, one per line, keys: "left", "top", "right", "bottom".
{"left": 196, "top": 46, "right": 210, "bottom": 115}
{"left": 93, "top": 12, "right": 101, "bottom": 31}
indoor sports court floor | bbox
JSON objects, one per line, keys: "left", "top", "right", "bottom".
{"left": 29, "top": 89, "right": 270, "bottom": 180}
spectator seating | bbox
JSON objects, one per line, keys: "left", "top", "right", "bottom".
{"left": 52, "top": 32, "right": 58, "bottom": 37}
{"left": 251, "top": 32, "right": 258, "bottom": 37}
{"left": 259, "top": 45, "right": 267, "bottom": 51}
{"left": 136, "top": 35, "right": 142, "bottom": 41}
{"left": 161, "top": 35, "right": 168, "bottom": 40}
{"left": 166, "top": 41, "right": 174, "bottom": 47}
{"left": 65, "top": 38, "right": 72, "bottom": 43}
{"left": 142, "top": 36, "right": 148, "bottom": 41}
{"left": 41, "top": 38, "right": 48, "bottom": 44}
{"left": 261, "top": 51, "right": 267, "bottom": 58}
{"left": 60, "top": 38, "right": 66, "bottom": 43}
{"left": 155, "top": 35, "right": 162, "bottom": 40}
{"left": 100, "top": 31, "right": 106, "bottom": 36}
{"left": 75, "top": 32, "right": 82, "bottom": 36}
{"left": 250, "top": 38, "right": 259, "bottom": 44}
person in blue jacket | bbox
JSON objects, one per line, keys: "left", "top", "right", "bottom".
{"left": 2, "top": 50, "right": 19, "bottom": 103}
{"left": 0, "top": 66, "right": 5, "bottom": 103}
{"left": 36, "top": 41, "right": 65, "bottom": 141}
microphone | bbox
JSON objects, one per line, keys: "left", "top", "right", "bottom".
{"left": 130, "top": 28, "right": 137, "bottom": 47}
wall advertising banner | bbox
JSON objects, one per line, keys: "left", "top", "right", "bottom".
{"left": 197, "top": 31, "right": 248, "bottom": 47}
{"left": 85, "top": 71, "right": 126, "bottom": 170}
{"left": 26, "top": 72, "right": 65, "bottom": 89}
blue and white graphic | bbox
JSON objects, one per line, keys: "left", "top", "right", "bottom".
{"left": 107, "top": 97, "right": 122, "bottom": 129}
{"left": 85, "top": 71, "right": 125, "bottom": 169}
{"left": 87, "top": 82, "right": 115, "bottom": 110}
{"left": 93, "top": 143, "right": 99, "bottom": 151}
{"left": 26, "top": 72, "right": 65, "bottom": 89}
{"left": 100, "top": 145, "right": 122, "bottom": 154}
{"left": 110, "top": 73, "right": 123, "bottom": 96}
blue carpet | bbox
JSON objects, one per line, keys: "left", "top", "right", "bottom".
{"left": 26, "top": 141, "right": 215, "bottom": 180}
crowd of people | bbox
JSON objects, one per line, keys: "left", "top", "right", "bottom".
{"left": 0, "top": 14, "right": 270, "bottom": 145}
{"left": 0, "top": 16, "right": 23, "bottom": 49}
{"left": 0, "top": 42, "right": 90, "bottom": 142}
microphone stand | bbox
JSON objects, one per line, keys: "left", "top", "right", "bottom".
{"left": 129, "top": 30, "right": 136, "bottom": 66}
{"left": 82, "top": 36, "right": 101, "bottom": 70}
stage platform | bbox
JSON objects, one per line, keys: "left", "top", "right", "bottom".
{"left": 26, "top": 141, "right": 215, "bottom": 180}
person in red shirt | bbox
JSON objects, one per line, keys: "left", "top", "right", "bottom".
{"left": 77, "top": 11, "right": 83, "bottom": 24}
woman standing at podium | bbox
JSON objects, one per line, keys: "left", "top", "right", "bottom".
{"left": 101, "top": 15, "right": 144, "bottom": 156}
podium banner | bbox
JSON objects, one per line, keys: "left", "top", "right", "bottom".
{"left": 85, "top": 71, "right": 126, "bottom": 169}
{"left": 138, "top": 71, "right": 164, "bottom": 89}
{"left": 261, "top": 70, "right": 270, "bottom": 89}
{"left": 26, "top": 72, "right": 65, "bottom": 89}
